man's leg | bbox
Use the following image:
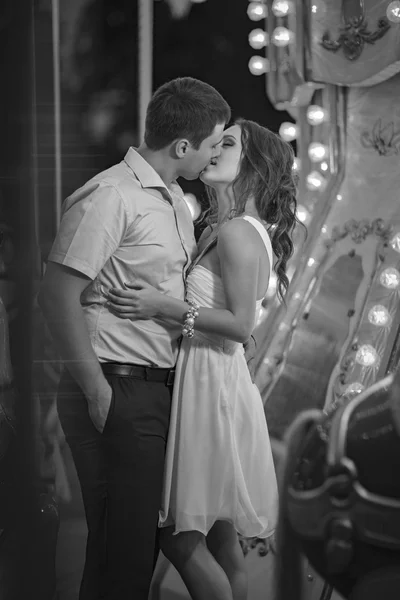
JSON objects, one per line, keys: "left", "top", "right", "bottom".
{"left": 57, "top": 370, "right": 109, "bottom": 600}
{"left": 104, "top": 375, "right": 171, "bottom": 600}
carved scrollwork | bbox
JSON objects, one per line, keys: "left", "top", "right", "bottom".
{"left": 320, "top": 16, "right": 390, "bottom": 61}
{"left": 238, "top": 534, "right": 275, "bottom": 558}
{"left": 361, "top": 119, "right": 400, "bottom": 156}
{"left": 325, "top": 217, "right": 393, "bottom": 248}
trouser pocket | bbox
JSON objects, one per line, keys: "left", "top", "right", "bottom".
{"left": 102, "top": 379, "right": 116, "bottom": 435}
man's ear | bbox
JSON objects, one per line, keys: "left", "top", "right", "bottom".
{"left": 174, "top": 139, "right": 191, "bottom": 159}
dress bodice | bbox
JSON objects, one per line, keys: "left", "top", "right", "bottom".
{"left": 185, "top": 216, "right": 273, "bottom": 348}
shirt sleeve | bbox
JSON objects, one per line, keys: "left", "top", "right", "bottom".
{"left": 48, "top": 181, "right": 130, "bottom": 279}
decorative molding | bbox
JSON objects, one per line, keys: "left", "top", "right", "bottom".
{"left": 321, "top": 16, "right": 390, "bottom": 61}
{"left": 238, "top": 534, "right": 275, "bottom": 558}
{"left": 326, "top": 217, "right": 393, "bottom": 248}
{"left": 361, "top": 119, "right": 400, "bottom": 156}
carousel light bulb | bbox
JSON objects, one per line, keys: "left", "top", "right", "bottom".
{"left": 266, "top": 272, "right": 277, "bottom": 297}
{"left": 308, "top": 142, "right": 328, "bottom": 162}
{"left": 390, "top": 232, "right": 400, "bottom": 253}
{"left": 321, "top": 225, "right": 328, "bottom": 234}
{"left": 336, "top": 194, "right": 343, "bottom": 201}
{"left": 183, "top": 193, "right": 201, "bottom": 221}
{"left": 292, "top": 156, "right": 301, "bottom": 171}
{"left": 368, "top": 305, "right": 391, "bottom": 327}
{"left": 248, "top": 29, "right": 268, "bottom": 49}
{"left": 297, "top": 204, "right": 308, "bottom": 223}
{"left": 247, "top": 2, "right": 267, "bottom": 21}
{"left": 344, "top": 382, "right": 365, "bottom": 396}
{"left": 380, "top": 267, "right": 400, "bottom": 289}
{"left": 271, "top": 26, "right": 294, "bottom": 46}
{"left": 355, "top": 345, "right": 379, "bottom": 368}
{"left": 271, "top": 0, "right": 294, "bottom": 17}
{"left": 306, "top": 171, "right": 327, "bottom": 191}
{"left": 306, "top": 104, "right": 327, "bottom": 126}
{"left": 320, "top": 161, "right": 329, "bottom": 171}
{"left": 307, "top": 257, "right": 316, "bottom": 267}
{"left": 248, "top": 56, "right": 269, "bottom": 75}
{"left": 387, "top": 1, "right": 400, "bottom": 22}
{"left": 279, "top": 121, "right": 298, "bottom": 141}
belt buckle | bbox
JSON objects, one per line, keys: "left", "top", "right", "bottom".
{"left": 166, "top": 369, "right": 175, "bottom": 387}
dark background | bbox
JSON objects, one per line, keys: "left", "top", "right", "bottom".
{"left": 30, "top": 0, "right": 289, "bottom": 254}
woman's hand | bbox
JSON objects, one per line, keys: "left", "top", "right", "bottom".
{"left": 103, "top": 282, "right": 165, "bottom": 319}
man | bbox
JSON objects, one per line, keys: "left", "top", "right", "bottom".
{"left": 39, "top": 77, "right": 230, "bottom": 600}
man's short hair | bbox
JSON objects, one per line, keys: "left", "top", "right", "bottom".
{"left": 144, "top": 77, "right": 231, "bottom": 150}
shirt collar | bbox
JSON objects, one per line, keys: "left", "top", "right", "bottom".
{"left": 123, "top": 147, "right": 184, "bottom": 199}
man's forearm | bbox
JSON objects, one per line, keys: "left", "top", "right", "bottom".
{"left": 41, "top": 295, "right": 109, "bottom": 400}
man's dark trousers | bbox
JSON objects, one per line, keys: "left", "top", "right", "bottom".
{"left": 57, "top": 367, "right": 173, "bottom": 599}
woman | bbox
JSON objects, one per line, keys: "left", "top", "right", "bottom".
{"left": 105, "top": 119, "right": 301, "bottom": 600}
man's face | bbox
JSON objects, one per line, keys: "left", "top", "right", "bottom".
{"left": 177, "top": 123, "right": 225, "bottom": 181}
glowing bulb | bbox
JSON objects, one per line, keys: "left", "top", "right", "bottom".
{"left": 271, "top": 0, "right": 294, "bottom": 17}
{"left": 387, "top": 1, "right": 400, "bottom": 22}
{"left": 321, "top": 225, "right": 328, "bottom": 234}
{"left": 269, "top": 272, "right": 277, "bottom": 288}
{"left": 248, "top": 29, "right": 268, "bottom": 49}
{"left": 320, "top": 161, "right": 329, "bottom": 171}
{"left": 356, "top": 345, "right": 379, "bottom": 368}
{"left": 390, "top": 232, "right": 400, "bottom": 253}
{"left": 279, "top": 121, "right": 298, "bottom": 141}
{"left": 248, "top": 56, "right": 269, "bottom": 75}
{"left": 306, "top": 105, "right": 327, "bottom": 126}
{"left": 247, "top": 2, "right": 267, "bottom": 21}
{"left": 297, "top": 205, "right": 308, "bottom": 223}
{"left": 308, "top": 142, "right": 328, "bottom": 162}
{"left": 336, "top": 194, "right": 343, "bottom": 201}
{"left": 266, "top": 272, "right": 277, "bottom": 297}
{"left": 380, "top": 267, "right": 400, "bottom": 289}
{"left": 183, "top": 193, "right": 201, "bottom": 220}
{"left": 292, "top": 156, "right": 301, "bottom": 171}
{"left": 271, "top": 26, "right": 294, "bottom": 46}
{"left": 344, "top": 382, "right": 365, "bottom": 396}
{"left": 306, "top": 171, "right": 327, "bottom": 191}
{"left": 307, "top": 258, "right": 316, "bottom": 267}
{"left": 368, "top": 305, "right": 391, "bottom": 327}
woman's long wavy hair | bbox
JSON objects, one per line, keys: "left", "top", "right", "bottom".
{"left": 201, "top": 118, "right": 304, "bottom": 303}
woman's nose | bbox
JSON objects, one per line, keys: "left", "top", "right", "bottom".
{"left": 213, "top": 146, "right": 222, "bottom": 158}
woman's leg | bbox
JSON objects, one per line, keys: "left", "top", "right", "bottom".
{"left": 206, "top": 521, "right": 248, "bottom": 600}
{"left": 159, "top": 526, "right": 233, "bottom": 600}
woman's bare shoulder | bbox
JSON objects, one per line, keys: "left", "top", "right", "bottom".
{"left": 219, "top": 218, "right": 261, "bottom": 246}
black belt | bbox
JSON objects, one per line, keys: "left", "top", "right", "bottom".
{"left": 101, "top": 363, "right": 175, "bottom": 386}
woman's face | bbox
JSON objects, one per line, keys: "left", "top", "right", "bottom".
{"left": 200, "top": 124, "right": 243, "bottom": 187}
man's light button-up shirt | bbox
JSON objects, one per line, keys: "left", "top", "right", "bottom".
{"left": 48, "top": 147, "right": 197, "bottom": 367}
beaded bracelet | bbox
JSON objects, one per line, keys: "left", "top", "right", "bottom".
{"left": 182, "top": 299, "right": 200, "bottom": 338}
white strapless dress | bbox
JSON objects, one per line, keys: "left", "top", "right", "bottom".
{"left": 158, "top": 217, "right": 278, "bottom": 538}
